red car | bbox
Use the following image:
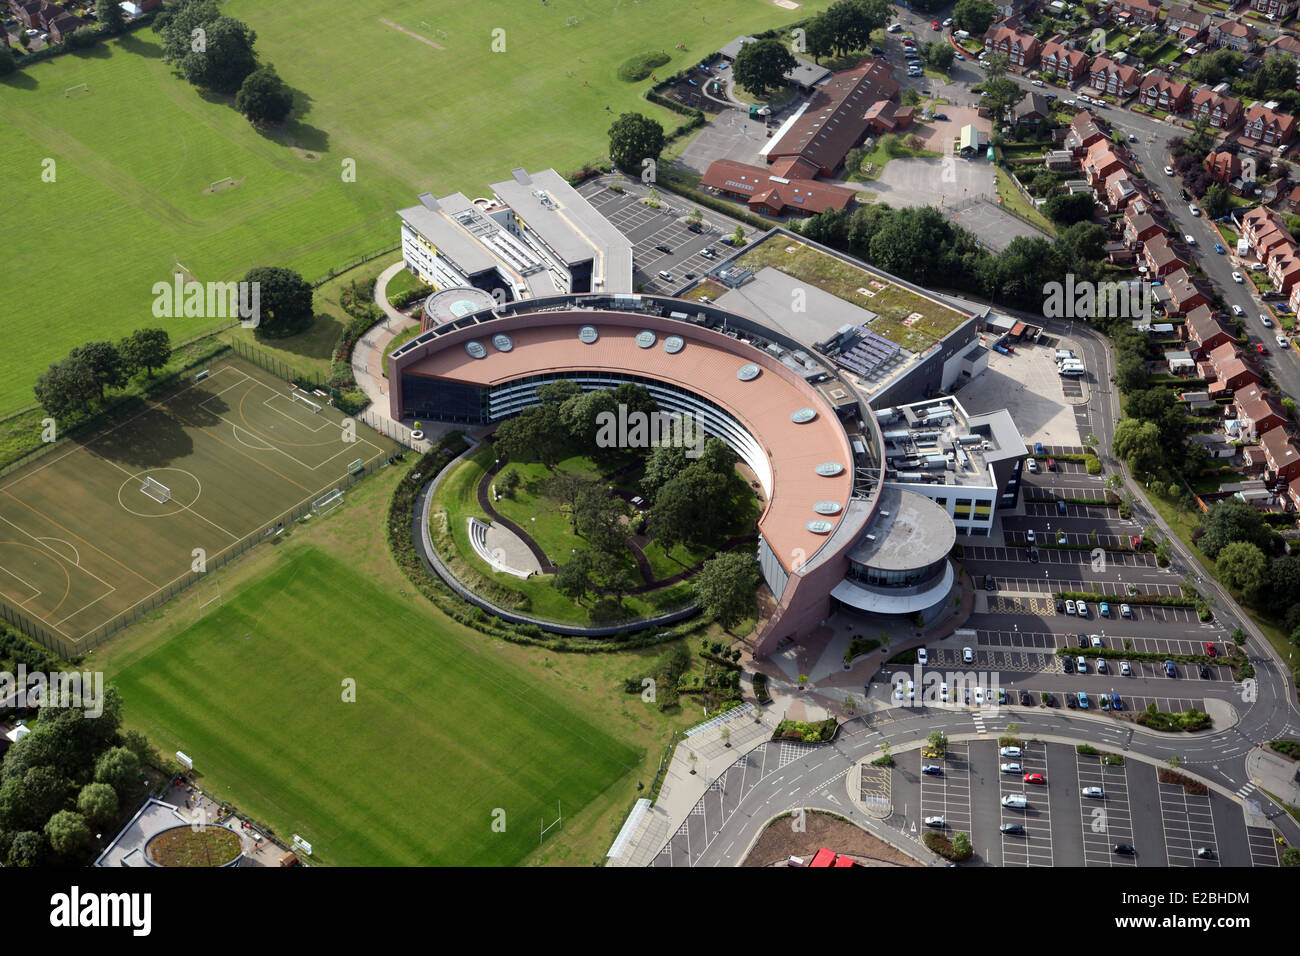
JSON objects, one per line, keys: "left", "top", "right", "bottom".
{"left": 932, "top": 20, "right": 940, "bottom": 29}
{"left": 1024, "top": 773, "right": 1045, "bottom": 784}
{"left": 1205, "top": 642, "right": 1217, "bottom": 657}
{"left": 1256, "top": 342, "right": 1269, "bottom": 355}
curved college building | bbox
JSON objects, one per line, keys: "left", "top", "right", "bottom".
{"left": 390, "top": 293, "right": 960, "bottom": 658}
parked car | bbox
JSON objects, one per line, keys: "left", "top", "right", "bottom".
{"left": 917, "top": 647, "right": 928, "bottom": 665}
{"left": 934, "top": 112, "right": 949, "bottom": 120}
{"left": 1077, "top": 691, "right": 1090, "bottom": 709}
{"left": 1043, "top": 693, "right": 1057, "bottom": 707}
{"left": 1099, "top": 603, "right": 1110, "bottom": 618}
{"left": 925, "top": 815, "right": 946, "bottom": 827}
{"left": 1184, "top": 234, "right": 1197, "bottom": 246}
{"left": 1120, "top": 661, "right": 1132, "bottom": 676}
{"left": 1055, "top": 598, "right": 1065, "bottom": 614}
{"left": 1113, "top": 843, "right": 1135, "bottom": 855}
{"left": 1023, "top": 773, "right": 1045, "bottom": 784}
{"left": 1189, "top": 204, "right": 1201, "bottom": 216}
{"left": 1214, "top": 243, "right": 1225, "bottom": 254}
{"left": 1000, "top": 762, "right": 1022, "bottom": 773}
{"left": 1000, "top": 746, "right": 1022, "bottom": 758}
{"left": 1026, "top": 529, "right": 1035, "bottom": 543}
{"left": 1128, "top": 133, "right": 1138, "bottom": 142}
{"left": 1233, "top": 271, "right": 1244, "bottom": 283}
{"left": 1255, "top": 342, "right": 1269, "bottom": 355}
{"left": 1200, "top": 663, "right": 1211, "bottom": 678}
{"left": 1076, "top": 601, "right": 1089, "bottom": 618}
{"left": 1164, "top": 659, "right": 1177, "bottom": 677}
{"left": 922, "top": 764, "right": 943, "bottom": 775}
{"left": 1097, "top": 658, "right": 1107, "bottom": 674}
{"left": 1232, "top": 304, "right": 1245, "bottom": 317}
{"left": 1065, "top": 599, "right": 1077, "bottom": 615}
{"left": 1204, "top": 642, "right": 1216, "bottom": 657}
{"left": 1090, "top": 634, "right": 1103, "bottom": 648}
{"left": 1111, "top": 693, "right": 1123, "bottom": 711}
{"left": 1026, "top": 457, "right": 1039, "bottom": 473}
{"left": 1063, "top": 657, "right": 1075, "bottom": 674}
{"left": 940, "top": 682, "right": 949, "bottom": 702}
{"left": 963, "top": 646, "right": 974, "bottom": 664}
{"left": 1082, "top": 786, "right": 1104, "bottom": 798}
{"left": 1164, "top": 165, "right": 1174, "bottom": 176}
{"left": 1000, "top": 823, "right": 1025, "bottom": 834}
{"left": 1019, "top": 691, "right": 1034, "bottom": 706}
{"left": 1260, "top": 314, "right": 1273, "bottom": 327}
{"left": 1001, "top": 794, "right": 1027, "bottom": 808}
{"left": 1066, "top": 693, "right": 1077, "bottom": 708}
{"left": 984, "top": 577, "right": 996, "bottom": 592}
{"left": 1279, "top": 334, "right": 1291, "bottom": 348}
{"left": 654, "top": 243, "right": 672, "bottom": 253}
{"left": 1120, "top": 604, "right": 1132, "bottom": 618}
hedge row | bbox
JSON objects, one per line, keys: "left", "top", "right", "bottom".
{"left": 385, "top": 439, "right": 701, "bottom": 653}
{"left": 1269, "top": 739, "right": 1300, "bottom": 760}
{"left": 1054, "top": 645, "right": 1242, "bottom": 669}
{"left": 1055, "top": 590, "right": 1194, "bottom": 607}
{"left": 11, "top": 12, "right": 158, "bottom": 70}
{"left": 1141, "top": 708, "right": 1212, "bottom": 734}
{"left": 771, "top": 718, "right": 837, "bottom": 744}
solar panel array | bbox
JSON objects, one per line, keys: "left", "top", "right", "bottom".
{"left": 834, "top": 325, "right": 900, "bottom": 377}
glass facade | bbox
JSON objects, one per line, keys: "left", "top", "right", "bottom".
{"left": 400, "top": 375, "right": 484, "bottom": 424}
{"left": 846, "top": 556, "right": 947, "bottom": 589}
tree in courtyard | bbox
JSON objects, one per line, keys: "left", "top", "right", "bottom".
{"left": 693, "top": 551, "right": 760, "bottom": 630}
{"left": 733, "top": 38, "right": 796, "bottom": 97}
{"left": 562, "top": 387, "right": 620, "bottom": 446}
{"left": 553, "top": 549, "right": 595, "bottom": 602}
{"left": 607, "top": 112, "right": 665, "bottom": 174}
{"left": 495, "top": 404, "right": 569, "bottom": 468}
{"left": 573, "top": 484, "right": 627, "bottom": 556}
{"left": 922, "top": 41, "right": 954, "bottom": 71}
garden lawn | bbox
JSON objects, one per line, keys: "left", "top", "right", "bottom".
{"left": 108, "top": 546, "right": 640, "bottom": 866}
{"left": 1, "top": 0, "right": 833, "bottom": 415}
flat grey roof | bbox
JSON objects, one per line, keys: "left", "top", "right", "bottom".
{"left": 720, "top": 36, "right": 830, "bottom": 87}
{"left": 489, "top": 169, "right": 633, "bottom": 292}
{"left": 398, "top": 193, "right": 500, "bottom": 277}
{"left": 713, "top": 266, "right": 880, "bottom": 346}
{"left": 849, "top": 485, "right": 955, "bottom": 571}
{"left": 93, "top": 798, "right": 193, "bottom": 867}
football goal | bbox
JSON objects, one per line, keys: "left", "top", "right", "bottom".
{"left": 290, "top": 390, "right": 322, "bottom": 414}
{"left": 209, "top": 177, "right": 234, "bottom": 192}
{"left": 141, "top": 476, "right": 172, "bottom": 504}
{"left": 312, "top": 489, "right": 344, "bottom": 516}
{"left": 64, "top": 83, "right": 90, "bottom": 98}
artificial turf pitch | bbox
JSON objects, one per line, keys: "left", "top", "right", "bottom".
{"left": 110, "top": 546, "right": 640, "bottom": 866}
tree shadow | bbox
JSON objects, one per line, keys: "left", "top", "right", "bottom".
{"left": 117, "top": 31, "right": 163, "bottom": 59}
{"left": 72, "top": 43, "right": 111, "bottom": 60}
{"left": 0, "top": 70, "right": 38, "bottom": 91}
{"left": 83, "top": 402, "right": 204, "bottom": 470}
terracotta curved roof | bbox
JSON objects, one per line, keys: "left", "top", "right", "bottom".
{"left": 396, "top": 310, "right": 861, "bottom": 571}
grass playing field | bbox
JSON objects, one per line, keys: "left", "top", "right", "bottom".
{"left": 0, "top": 355, "right": 398, "bottom": 648}
{"left": 108, "top": 545, "right": 641, "bottom": 865}
{"left": 0, "top": 0, "right": 831, "bottom": 416}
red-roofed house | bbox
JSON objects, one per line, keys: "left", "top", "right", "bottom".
{"left": 1262, "top": 428, "right": 1300, "bottom": 482}
{"left": 983, "top": 20, "right": 1042, "bottom": 68}
{"left": 1204, "top": 150, "right": 1242, "bottom": 184}
{"left": 1138, "top": 73, "right": 1191, "bottom": 114}
{"left": 1288, "top": 476, "right": 1300, "bottom": 511}
{"left": 1164, "top": 269, "right": 1209, "bottom": 315}
{"left": 1268, "top": 250, "right": 1300, "bottom": 294}
{"left": 1234, "top": 387, "right": 1289, "bottom": 440}
{"left": 1250, "top": 0, "right": 1295, "bottom": 20}
{"left": 1164, "top": 4, "right": 1210, "bottom": 41}
{"left": 1183, "top": 304, "right": 1235, "bottom": 355}
{"left": 1289, "top": 280, "right": 1300, "bottom": 315}
{"left": 1105, "top": 172, "right": 1142, "bottom": 211}
{"left": 1207, "top": 344, "right": 1260, "bottom": 393}
{"left": 1191, "top": 87, "right": 1243, "bottom": 129}
{"left": 1124, "top": 210, "right": 1167, "bottom": 247}
{"left": 1041, "top": 39, "right": 1089, "bottom": 83}
{"left": 1242, "top": 104, "right": 1297, "bottom": 147}
{"left": 809, "top": 847, "right": 837, "bottom": 867}
{"left": 1083, "top": 140, "right": 1129, "bottom": 186}
{"left": 1142, "top": 234, "right": 1187, "bottom": 276}
{"left": 1066, "top": 111, "right": 1107, "bottom": 153}
{"left": 1090, "top": 57, "right": 1142, "bottom": 98}
{"left": 48, "top": 11, "right": 84, "bottom": 43}
{"left": 1210, "top": 19, "right": 1258, "bottom": 53}
{"left": 701, "top": 159, "right": 859, "bottom": 218}
{"left": 1111, "top": 0, "right": 1163, "bottom": 25}
{"left": 1286, "top": 184, "right": 1300, "bottom": 215}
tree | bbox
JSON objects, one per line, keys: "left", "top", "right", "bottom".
{"left": 1060, "top": 221, "right": 1107, "bottom": 262}
{"left": 983, "top": 75, "right": 1025, "bottom": 125}
{"left": 0, "top": 42, "right": 16, "bottom": 78}
{"left": 641, "top": 443, "right": 691, "bottom": 501}
{"left": 33, "top": 352, "right": 101, "bottom": 419}
{"left": 1199, "top": 501, "right": 1272, "bottom": 559}
{"left": 1265, "top": 556, "right": 1300, "bottom": 617}
{"left": 496, "top": 404, "right": 568, "bottom": 469}
{"left": 693, "top": 551, "right": 760, "bottom": 629}
{"left": 553, "top": 549, "right": 595, "bottom": 602}
{"left": 1114, "top": 351, "right": 1148, "bottom": 394}
{"left": 927, "top": 730, "right": 948, "bottom": 755}
{"left": 983, "top": 51, "right": 1009, "bottom": 79}
{"left": 1216, "top": 541, "right": 1267, "bottom": 599}
{"left": 96, "top": 0, "right": 126, "bottom": 34}
{"left": 1112, "top": 419, "right": 1162, "bottom": 476}
{"left": 573, "top": 484, "right": 626, "bottom": 556}
{"left": 156, "top": 0, "right": 221, "bottom": 60}
{"left": 44, "top": 810, "right": 91, "bottom": 857}
{"left": 732, "top": 37, "right": 797, "bottom": 97}
{"left": 235, "top": 65, "right": 294, "bottom": 125}
{"left": 952, "top": 831, "right": 973, "bottom": 859}
{"left": 953, "top": 0, "right": 997, "bottom": 35}
{"left": 805, "top": 14, "right": 836, "bottom": 63}
{"left": 118, "top": 328, "right": 171, "bottom": 378}
{"left": 72, "top": 341, "right": 128, "bottom": 402}
{"left": 1044, "top": 192, "right": 1096, "bottom": 226}
{"left": 1186, "top": 48, "right": 1242, "bottom": 85}
{"left": 93, "top": 746, "right": 141, "bottom": 798}
{"left": 178, "top": 15, "right": 259, "bottom": 94}
{"left": 7, "top": 831, "right": 45, "bottom": 868}
{"left": 76, "top": 782, "right": 119, "bottom": 826}
{"left": 1201, "top": 183, "right": 1230, "bottom": 219}
{"left": 607, "top": 112, "right": 665, "bottom": 174}
{"left": 922, "top": 41, "right": 955, "bottom": 71}
{"left": 242, "top": 266, "right": 312, "bottom": 336}
{"left": 66, "top": 25, "right": 100, "bottom": 50}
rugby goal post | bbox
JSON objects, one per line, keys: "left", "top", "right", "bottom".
{"left": 141, "top": 476, "right": 172, "bottom": 503}
{"left": 290, "top": 389, "right": 322, "bottom": 414}
{"left": 312, "top": 489, "right": 344, "bottom": 516}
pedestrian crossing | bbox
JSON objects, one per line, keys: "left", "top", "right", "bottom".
{"left": 1235, "top": 781, "right": 1257, "bottom": 800}
{"left": 972, "top": 711, "right": 988, "bottom": 735}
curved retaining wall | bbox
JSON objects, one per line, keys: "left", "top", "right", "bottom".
{"left": 414, "top": 447, "right": 700, "bottom": 638}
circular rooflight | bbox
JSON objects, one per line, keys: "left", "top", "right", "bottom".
{"left": 813, "top": 501, "right": 842, "bottom": 515}
{"left": 465, "top": 341, "right": 487, "bottom": 359}
{"left": 664, "top": 335, "right": 685, "bottom": 354}
{"left": 791, "top": 407, "right": 817, "bottom": 424}
{"left": 578, "top": 325, "right": 599, "bottom": 344}
{"left": 636, "top": 330, "right": 656, "bottom": 349}
{"left": 737, "top": 363, "right": 761, "bottom": 381}
{"left": 806, "top": 519, "right": 834, "bottom": 534}
{"left": 815, "top": 462, "right": 844, "bottom": 477}
{"left": 492, "top": 333, "right": 513, "bottom": 352}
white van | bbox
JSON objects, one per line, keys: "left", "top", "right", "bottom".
{"left": 658, "top": 270, "right": 674, "bottom": 281}
{"left": 954, "top": 29, "right": 970, "bottom": 39}
{"left": 1001, "top": 793, "right": 1027, "bottom": 808}
{"left": 1055, "top": 350, "right": 1076, "bottom": 362}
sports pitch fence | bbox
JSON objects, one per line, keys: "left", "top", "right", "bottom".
{"left": 0, "top": 356, "right": 403, "bottom": 659}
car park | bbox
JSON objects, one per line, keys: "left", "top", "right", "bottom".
{"left": 1077, "top": 691, "right": 1089, "bottom": 709}
{"left": 963, "top": 646, "right": 974, "bottom": 664}
{"left": 1120, "top": 661, "right": 1132, "bottom": 676}
{"left": 1000, "top": 823, "right": 1024, "bottom": 834}
{"left": 924, "top": 815, "right": 946, "bottom": 827}
{"left": 1164, "top": 660, "right": 1177, "bottom": 677}
{"left": 922, "top": 764, "right": 943, "bottom": 775}
{"left": 1065, "top": 599, "right": 1076, "bottom": 615}
{"left": 1120, "top": 604, "right": 1132, "bottom": 618}
{"left": 1000, "top": 762, "right": 1022, "bottom": 773}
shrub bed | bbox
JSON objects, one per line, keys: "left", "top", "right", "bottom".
{"left": 844, "top": 635, "right": 881, "bottom": 662}
{"left": 1270, "top": 739, "right": 1300, "bottom": 760}
{"left": 922, "top": 830, "right": 972, "bottom": 862}
{"left": 1137, "top": 706, "right": 1212, "bottom": 733}
{"left": 772, "top": 718, "right": 838, "bottom": 744}
{"left": 1157, "top": 767, "right": 1209, "bottom": 794}
{"left": 619, "top": 50, "right": 671, "bottom": 81}
{"left": 1055, "top": 590, "right": 1194, "bottom": 607}
{"left": 752, "top": 672, "right": 772, "bottom": 704}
